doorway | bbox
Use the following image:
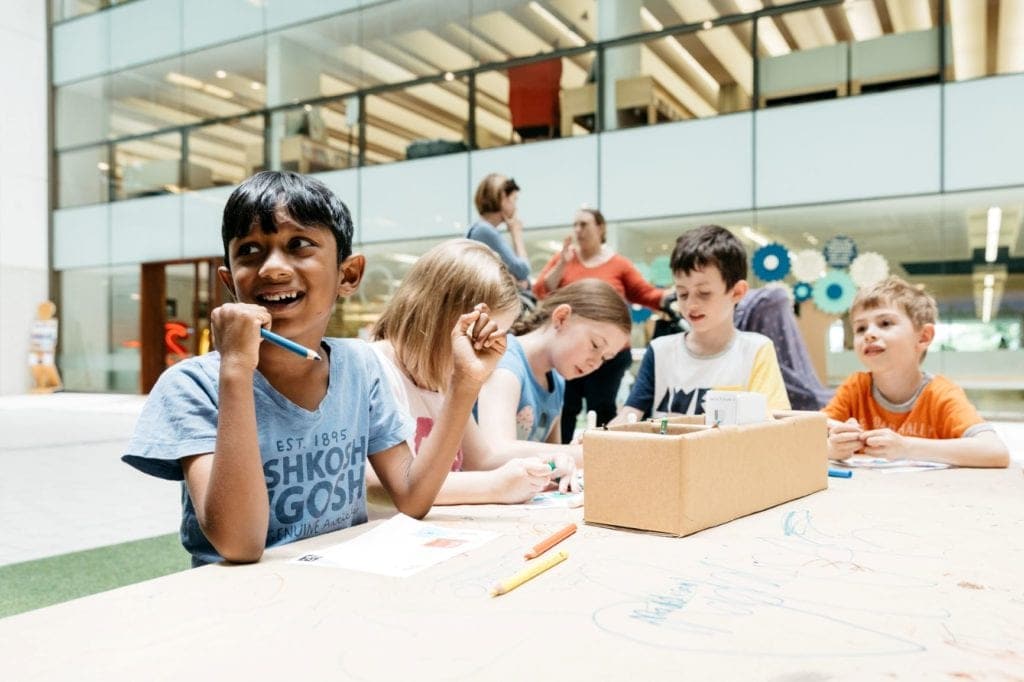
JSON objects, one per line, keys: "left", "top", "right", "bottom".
{"left": 139, "top": 258, "right": 225, "bottom": 393}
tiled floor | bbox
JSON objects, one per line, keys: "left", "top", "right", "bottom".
{"left": 0, "top": 393, "right": 179, "bottom": 567}
{"left": 0, "top": 392, "right": 1021, "bottom": 568}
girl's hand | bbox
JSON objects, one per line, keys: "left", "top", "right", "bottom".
{"left": 451, "top": 304, "right": 508, "bottom": 386}
{"left": 490, "top": 458, "right": 553, "bottom": 503}
{"left": 547, "top": 453, "right": 579, "bottom": 493}
{"left": 210, "top": 302, "right": 270, "bottom": 371}
{"left": 827, "top": 418, "right": 863, "bottom": 460}
{"left": 559, "top": 235, "right": 577, "bottom": 265}
{"left": 859, "top": 428, "right": 908, "bottom": 459}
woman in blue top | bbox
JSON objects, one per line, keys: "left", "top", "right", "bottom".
{"left": 466, "top": 173, "right": 531, "bottom": 287}
{"left": 476, "top": 279, "right": 632, "bottom": 473}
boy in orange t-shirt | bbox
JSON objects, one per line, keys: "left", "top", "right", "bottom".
{"left": 824, "top": 276, "right": 1008, "bottom": 468}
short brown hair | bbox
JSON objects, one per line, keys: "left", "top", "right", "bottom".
{"left": 512, "top": 278, "right": 631, "bottom": 335}
{"left": 851, "top": 275, "right": 937, "bottom": 329}
{"left": 474, "top": 173, "right": 519, "bottom": 214}
{"left": 372, "top": 239, "right": 521, "bottom": 392}
{"left": 670, "top": 225, "right": 747, "bottom": 289}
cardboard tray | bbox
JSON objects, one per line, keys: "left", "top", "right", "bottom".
{"left": 582, "top": 411, "right": 828, "bottom": 536}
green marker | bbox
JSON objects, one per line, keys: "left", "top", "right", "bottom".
{"left": 660, "top": 417, "right": 668, "bottom": 435}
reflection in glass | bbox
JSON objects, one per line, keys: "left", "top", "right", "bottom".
{"left": 59, "top": 266, "right": 140, "bottom": 392}
{"left": 113, "top": 131, "right": 182, "bottom": 200}
{"left": 364, "top": 76, "right": 470, "bottom": 165}
{"left": 58, "top": 146, "right": 110, "bottom": 208}
{"left": 187, "top": 115, "right": 264, "bottom": 188}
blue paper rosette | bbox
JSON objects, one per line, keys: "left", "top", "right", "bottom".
{"left": 812, "top": 270, "right": 856, "bottom": 315}
{"left": 823, "top": 235, "right": 858, "bottom": 269}
{"left": 793, "top": 281, "right": 813, "bottom": 303}
{"left": 752, "top": 242, "right": 791, "bottom": 282}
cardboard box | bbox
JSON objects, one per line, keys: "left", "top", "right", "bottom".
{"left": 583, "top": 412, "right": 828, "bottom": 536}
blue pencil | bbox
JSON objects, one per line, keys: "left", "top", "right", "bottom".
{"left": 828, "top": 468, "right": 852, "bottom": 478}
{"left": 260, "top": 328, "right": 321, "bottom": 361}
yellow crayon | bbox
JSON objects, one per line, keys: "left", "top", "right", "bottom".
{"left": 490, "top": 550, "right": 568, "bottom": 597}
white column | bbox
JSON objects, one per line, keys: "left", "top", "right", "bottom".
{"left": 598, "top": 0, "right": 643, "bottom": 131}
{"left": 0, "top": 1, "right": 49, "bottom": 394}
{"left": 265, "top": 36, "right": 325, "bottom": 169}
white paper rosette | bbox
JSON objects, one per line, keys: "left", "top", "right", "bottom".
{"left": 791, "top": 249, "right": 827, "bottom": 283}
{"left": 849, "top": 251, "right": 890, "bottom": 288}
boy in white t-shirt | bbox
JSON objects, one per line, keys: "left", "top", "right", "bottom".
{"left": 613, "top": 225, "right": 790, "bottom": 421}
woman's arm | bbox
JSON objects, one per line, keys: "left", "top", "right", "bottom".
{"left": 532, "top": 251, "right": 564, "bottom": 299}
{"left": 618, "top": 256, "right": 665, "bottom": 309}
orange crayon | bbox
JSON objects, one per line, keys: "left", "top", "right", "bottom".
{"left": 524, "top": 522, "right": 577, "bottom": 560}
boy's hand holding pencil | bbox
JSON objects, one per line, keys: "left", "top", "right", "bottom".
{"left": 210, "top": 302, "right": 272, "bottom": 371}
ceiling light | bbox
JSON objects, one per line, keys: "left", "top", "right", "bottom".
{"left": 981, "top": 285, "right": 993, "bottom": 323}
{"left": 96, "top": 162, "right": 109, "bottom": 171}
{"left": 250, "top": 81, "right": 263, "bottom": 91}
{"left": 201, "top": 83, "right": 234, "bottom": 99}
{"left": 443, "top": 71, "right": 455, "bottom": 82}
{"left": 165, "top": 72, "right": 203, "bottom": 89}
{"left": 740, "top": 226, "right": 769, "bottom": 246}
{"left": 215, "top": 70, "right": 227, "bottom": 79}
{"left": 983, "top": 273, "right": 995, "bottom": 288}
{"left": 529, "top": 1, "right": 586, "bottom": 47}
{"left": 985, "top": 206, "right": 1001, "bottom": 263}
{"left": 702, "top": 20, "right": 713, "bottom": 30}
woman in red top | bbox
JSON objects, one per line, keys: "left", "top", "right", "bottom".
{"left": 534, "top": 208, "right": 671, "bottom": 442}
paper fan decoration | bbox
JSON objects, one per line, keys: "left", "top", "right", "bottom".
{"left": 793, "top": 281, "right": 813, "bottom": 303}
{"left": 823, "top": 235, "right": 858, "bottom": 268}
{"left": 849, "top": 251, "right": 889, "bottom": 288}
{"left": 752, "top": 242, "right": 791, "bottom": 282}
{"left": 812, "top": 270, "right": 857, "bottom": 315}
{"left": 648, "top": 255, "right": 672, "bottom": 287}
{"left": 791, "top": 249, "right": 827, "bottom": 282}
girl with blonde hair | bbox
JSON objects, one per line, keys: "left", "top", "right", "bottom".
{"left": 371, "top": 239, "right": 572, "bottom": 504}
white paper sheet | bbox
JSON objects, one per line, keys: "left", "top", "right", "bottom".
{"left": 528, "top": 491, "right": 584, "bottom": 508}
{"left": 290, "top": 514, "right": 498, "bottom": 577}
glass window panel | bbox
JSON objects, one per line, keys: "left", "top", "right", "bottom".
{"left": 604, "top": 19, "right": 751, "bottom": 132}
{"left": 268, "top": 102, "right": 357, "bottom": 173}
{"left": 55, "top": 76, "right": 109, "bottom": 150}
{"left": 57, "top": 146, "right": 110, "bottom": 208}
{"left": 186, "top": 115, "right": 264, "bottom": 189}
{"left": 474, "top": 51, "right": 593, "bottom": 149}
{"left": 109, "top": 56, "right": 189, "bottom": 140}
{"left": 59, "top": 266, "right": 139, "bottom": 393}
{"left": 113, "top": 131, "right": 182, "bottom": 200}
{"left": 180, "top": 36, "right": 267, "bottom": 119}
{"left": 363, "top": 76, "right": 469, "bottom": 165}
{"left": 51, "top": 0, "right": 111, "bottom": 23}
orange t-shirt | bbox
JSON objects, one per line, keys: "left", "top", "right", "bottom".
{"left": 823, "top": 372, "right": 990, "bottom": 439}
{"left": 533, "top": 252, "right": 664, "bottom": 309}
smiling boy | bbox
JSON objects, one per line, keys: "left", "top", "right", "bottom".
{"left": 612, "top": 224, "right": 789, "bottom": 422}
{"left": 123, "top": 171, "right": 507, "bottom": 566}
{"left": 824, "top": 276, "right": 1008, "bottom": 467}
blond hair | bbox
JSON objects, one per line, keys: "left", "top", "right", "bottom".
{"left": 372, "top": 239, "right": 521, "bottom": 392}
{"left": 512, "top": 279, "right": 631, "bottom": 336}
{"left": 851, "top": 275, "right": 937, "bottom": 329}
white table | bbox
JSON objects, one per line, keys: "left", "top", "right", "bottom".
{"left": 2, "top": 467, "right": 1023, "bottom": 680}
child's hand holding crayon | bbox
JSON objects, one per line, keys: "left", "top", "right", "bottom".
{"left": 827, "top": 417, "right": 865, "bottom": 460}
{"left": 451, "top": 303, "right": 508, "bottom": 385}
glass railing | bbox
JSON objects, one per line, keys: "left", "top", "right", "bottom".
{"left": 54, "top": 0, "right": 1024, "bottom": 208}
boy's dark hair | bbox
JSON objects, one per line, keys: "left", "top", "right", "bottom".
{"left": 670, "top": 225, "right": 747, "bottom": 289}
{"left": 221, "top": 171, "right": 353, "bottom": 265}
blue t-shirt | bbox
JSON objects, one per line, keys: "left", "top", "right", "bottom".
{"left": 122, "top": 338, "right": 411, "bottom": 565}
{"left": 466, "top": 218, "right": 531, "bottom": 281}
{"left": 492, "top": 334, "right": 565, "bottom": 442}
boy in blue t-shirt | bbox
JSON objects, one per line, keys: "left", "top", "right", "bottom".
{"left": 123, "top": 171, "right": 507, "bottom": 566}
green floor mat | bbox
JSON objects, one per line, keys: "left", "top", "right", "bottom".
{"left": 0, "top": 533, "right": 188, "bottom": 619}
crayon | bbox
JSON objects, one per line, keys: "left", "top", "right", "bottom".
{"left": 828, "top": 468, "right": 853, "bottom": 478}
{"left": 524, "top": 523, "right": 577, "bottom": 560}
{"left": 491, "top": 550, "right": 568, "bottom": 597}
{"left": 260, "top": 328, "right": 322, "bottom": 361}
{"left": 660, "top": 417, "right": 668, "bottom": 435}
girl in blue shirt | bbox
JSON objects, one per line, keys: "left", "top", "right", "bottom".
{"left": 476, "top": 279, "right": 632, "bottom": 477}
